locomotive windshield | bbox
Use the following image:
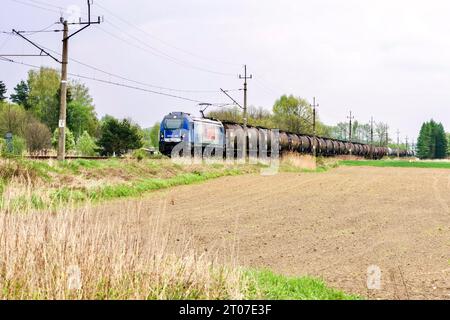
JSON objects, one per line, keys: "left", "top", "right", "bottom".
{"left": 164, "top": 118, "right": 183, "bottom": 129}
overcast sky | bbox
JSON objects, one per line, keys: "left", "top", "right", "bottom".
{"left": 2, "top": 0, "right": 450, "bottom": 141}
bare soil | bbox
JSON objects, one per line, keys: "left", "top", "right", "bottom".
{"left": 101, "top": 166, "right": 450, "bottom": 300}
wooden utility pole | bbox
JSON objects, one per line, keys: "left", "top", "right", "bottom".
{"left": 239, "top": 65, "right": 252, "bottom": 159}
{"left": 311, "top": 97, "right": 319, "bottom": 157}
{"left": 57, "top": 21, "right": 69, "bottom": 161}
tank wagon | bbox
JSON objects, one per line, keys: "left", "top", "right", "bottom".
{"left": 159, "top": 112, "right": 405, "bottom": 159}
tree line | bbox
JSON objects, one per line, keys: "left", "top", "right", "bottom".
{"left": 2, "top": 69, "right": 448, "bottom": 159}
{"left": 0, "top": 67, "right": 150, "bottom": 157}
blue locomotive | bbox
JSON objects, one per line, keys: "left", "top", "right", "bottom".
{"left": 159, "top": 112, "right": 225, "bottom": 156}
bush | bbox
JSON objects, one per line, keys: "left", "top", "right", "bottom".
{"left": 1, "top": 136, "right": 26, "bottom": 157}
{"left": 132, "top": 149, "right": 147, "bottom": 161}
{"left": 76, "top": 131, "right": 98, "bottom": 156}
{"left": 24, "top": 120, "right": 52, "bottom": 155}
{"left": 52, "top": 128, "right": 75, "bottom": 152}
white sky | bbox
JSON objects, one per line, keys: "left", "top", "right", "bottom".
{"left": 2, "top": 0, "right": 450, "bottom": 141}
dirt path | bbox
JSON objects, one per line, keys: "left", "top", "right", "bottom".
{"left": 103, "top": 166, "right": 450, "bottom": 299}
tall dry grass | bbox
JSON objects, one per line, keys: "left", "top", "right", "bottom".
{"left": 0, "top": 199, "right": 248, "bottom": 300}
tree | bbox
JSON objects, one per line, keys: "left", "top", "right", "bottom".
{"left": 0, "top": 103, "right": 28, "bottom": 137}
{"left": 24, "top": 120, "right": 52, "bottom": 155}
{"left": 10, "top": 80, "right": 30, "bottom": 108}
{"left": 27, "top": 68, "right": 61, "bottom": 131}
{"left": 0, "top": 81, "right": 6, "bottom": 101}
{"left": 52, "top": 127, "right": 75, "bottom": 152}
{"left": 149, "top": 122, "right": 160, "bottom": 148}
{"left": 447, "top": 133, "right": 450, "bottom": 155}
{"left": 66, "top": 81, "right": 98, "bottom": 139}
{"left": 417, "top": 120, "right": 448, "bottom": 159}
{"left": 76, "top": 131, "right": 97, "bottom": 156}
{"left": 142, "top": 122, "right": 160, "bottom": 149}
{"left": 67, "top": 100, "right": 99, "bottom": 140}
{"left": 272, "top": 95, "right": 313, "bottom": 134}
{"left": 97, "top": 116, "right": 143, "bottom": 156}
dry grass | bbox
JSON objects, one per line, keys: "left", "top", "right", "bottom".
{"left": 281, "top": 153, "right": 317, "bottom": 171}
{"left": 0, "top": 200, "right": 248, "bottom": 300}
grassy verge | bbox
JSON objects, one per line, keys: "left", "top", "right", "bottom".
{"left": 1, "top": 156, "right": 334, "bottom": 211}
{"left": 246, "top": 270, "right": 360, "bottom": 300}
{"left": 341, "top": 159, "right": 450, "bottom": 169}
{"left": 0, "top": 158, "right": 262, "bottom": 211}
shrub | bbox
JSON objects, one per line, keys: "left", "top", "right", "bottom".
{"left": 52, "top": 127, "right": 75, "bottom": 151}
{"left": 76, "top": 131, "right": 98, "bottom": 156}
{"left": 1, "top": 136, "right": 26, "bottom": 157}
{"left": 24, "top": 120, "right": 52, "bottom": 155}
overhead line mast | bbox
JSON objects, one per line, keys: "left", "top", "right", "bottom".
{"left": 56, "top": 1, "right": 102, "bottom": 161}
{"left": 239, "top": 65, "right": 252, "bottom": 160}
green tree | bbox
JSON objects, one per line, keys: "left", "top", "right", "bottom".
{"left": 149, "top": 122, "right": 160, "bottom": 148}
{"left": 0, "top": 103, "right": 28, "bottom": 137}
{"left": 0, "top": 81, "right": 6, "bottom": 101}
{"left": 66, "top": 81, "right": 98, "bottom": 139}
{"left": 76, "top": 131, "right": 97, "bottom": 156}
{"left": 27, "top": 68, "right": 61, "bottom": 131}
{"left": 272, "top": 95, "right": 313, "bottom": 134}
{"left": 10, "top": 80, "right": 30, "bottom": 108}
{"left": 417, "top": 120, "right": 448, "bottom": 159}
{"left": 97, "top": 116, "right": 143, "bottom": 156}
{"left": 447, "top": 133, "right": 450, "bottom": 155}
{"left": 52, "top": 128, "right": 75, "bottom": 152}
{"left": 67, "top": 100, "right": 99, "bottom": 140}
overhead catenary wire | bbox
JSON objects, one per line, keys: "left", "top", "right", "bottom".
{"left": 100, "top": 21, "right": 236, "bottom": 77}
{"left": 9, "top": 0, "right": 61, "bottom": 14}
{"left": 19, "top": 38, "right": 240, "bottom": 94}
{"left": 10, "top": 0, "right": 239, "bottom": 76}
{"left": 95, "top": 0, "right": 241, "bottom": 67}
{"left": 0, "top": 57, "right": 233, "bottom": 106}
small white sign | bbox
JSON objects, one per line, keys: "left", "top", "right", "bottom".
{"left": 59, "top": 120, "right": 65, "bottom": 128}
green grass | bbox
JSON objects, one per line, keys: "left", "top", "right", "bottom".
{"left": 341, "top": 160, "right": 450, "bottom": 169}
{"left": 246, "top": 270, "right": 360, "bottom": 300}
{"left": 50, "top": 168, "right": 249, "bottom": 205}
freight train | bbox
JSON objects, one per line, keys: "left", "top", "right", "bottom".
{"left": 159, "top": 112, "right": 412, "bottom": 158}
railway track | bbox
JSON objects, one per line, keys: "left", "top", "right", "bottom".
{"left": 25, "top": 155, "right": 112, "bottom": 160}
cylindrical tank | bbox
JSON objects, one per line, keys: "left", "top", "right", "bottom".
{"left": 288, "top": 133, "right": 301, "bottom": 151}
{"left": 279, "top": 131, "right": 290, "bottom": 151}
{"left": 299, "top": 135, "right": 311, "bottom": 152}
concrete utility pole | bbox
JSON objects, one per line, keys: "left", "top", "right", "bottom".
{"left": 57, "top": 1, "right": 102, "bottom": 161}
{"left": 311, "top": 97, "right": 319, "bottom": 157}
{"left": 370, "top": 117, "right": 374, "bottom": 159}
{"left": 347, "top": 111, "right": 354, "bottom": 155}
{"left": 58, "top": 21, "right": 69, "bottom": 161}
{"left": 385, "top": 124, "right": 389, "bottom": 147}
{"left": 239, "top": 65, "right": 252, "bottom": 159}
{"left": 396, "top": 129, "right": 400, "bottom": 158}
{"left": 405, "top": 136, "right": 409, "bottom": 154}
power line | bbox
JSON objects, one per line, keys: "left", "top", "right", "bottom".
{"left": 25, "top": 39, "right": 237, "bottom": 94}
{"left": 9, "top": 0, "right": 61, "bottom": 14}
{"left": 100, "top": 21, "right": 236, "bottom": 77}
{"left": 95, "top": 0, "right": 240, "bottom": 67}
{"left": 11, "top": 0, "right": 238, "bottom": 76}
{"left": 0, "top": 57, "right": 229, "bottom": 105}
